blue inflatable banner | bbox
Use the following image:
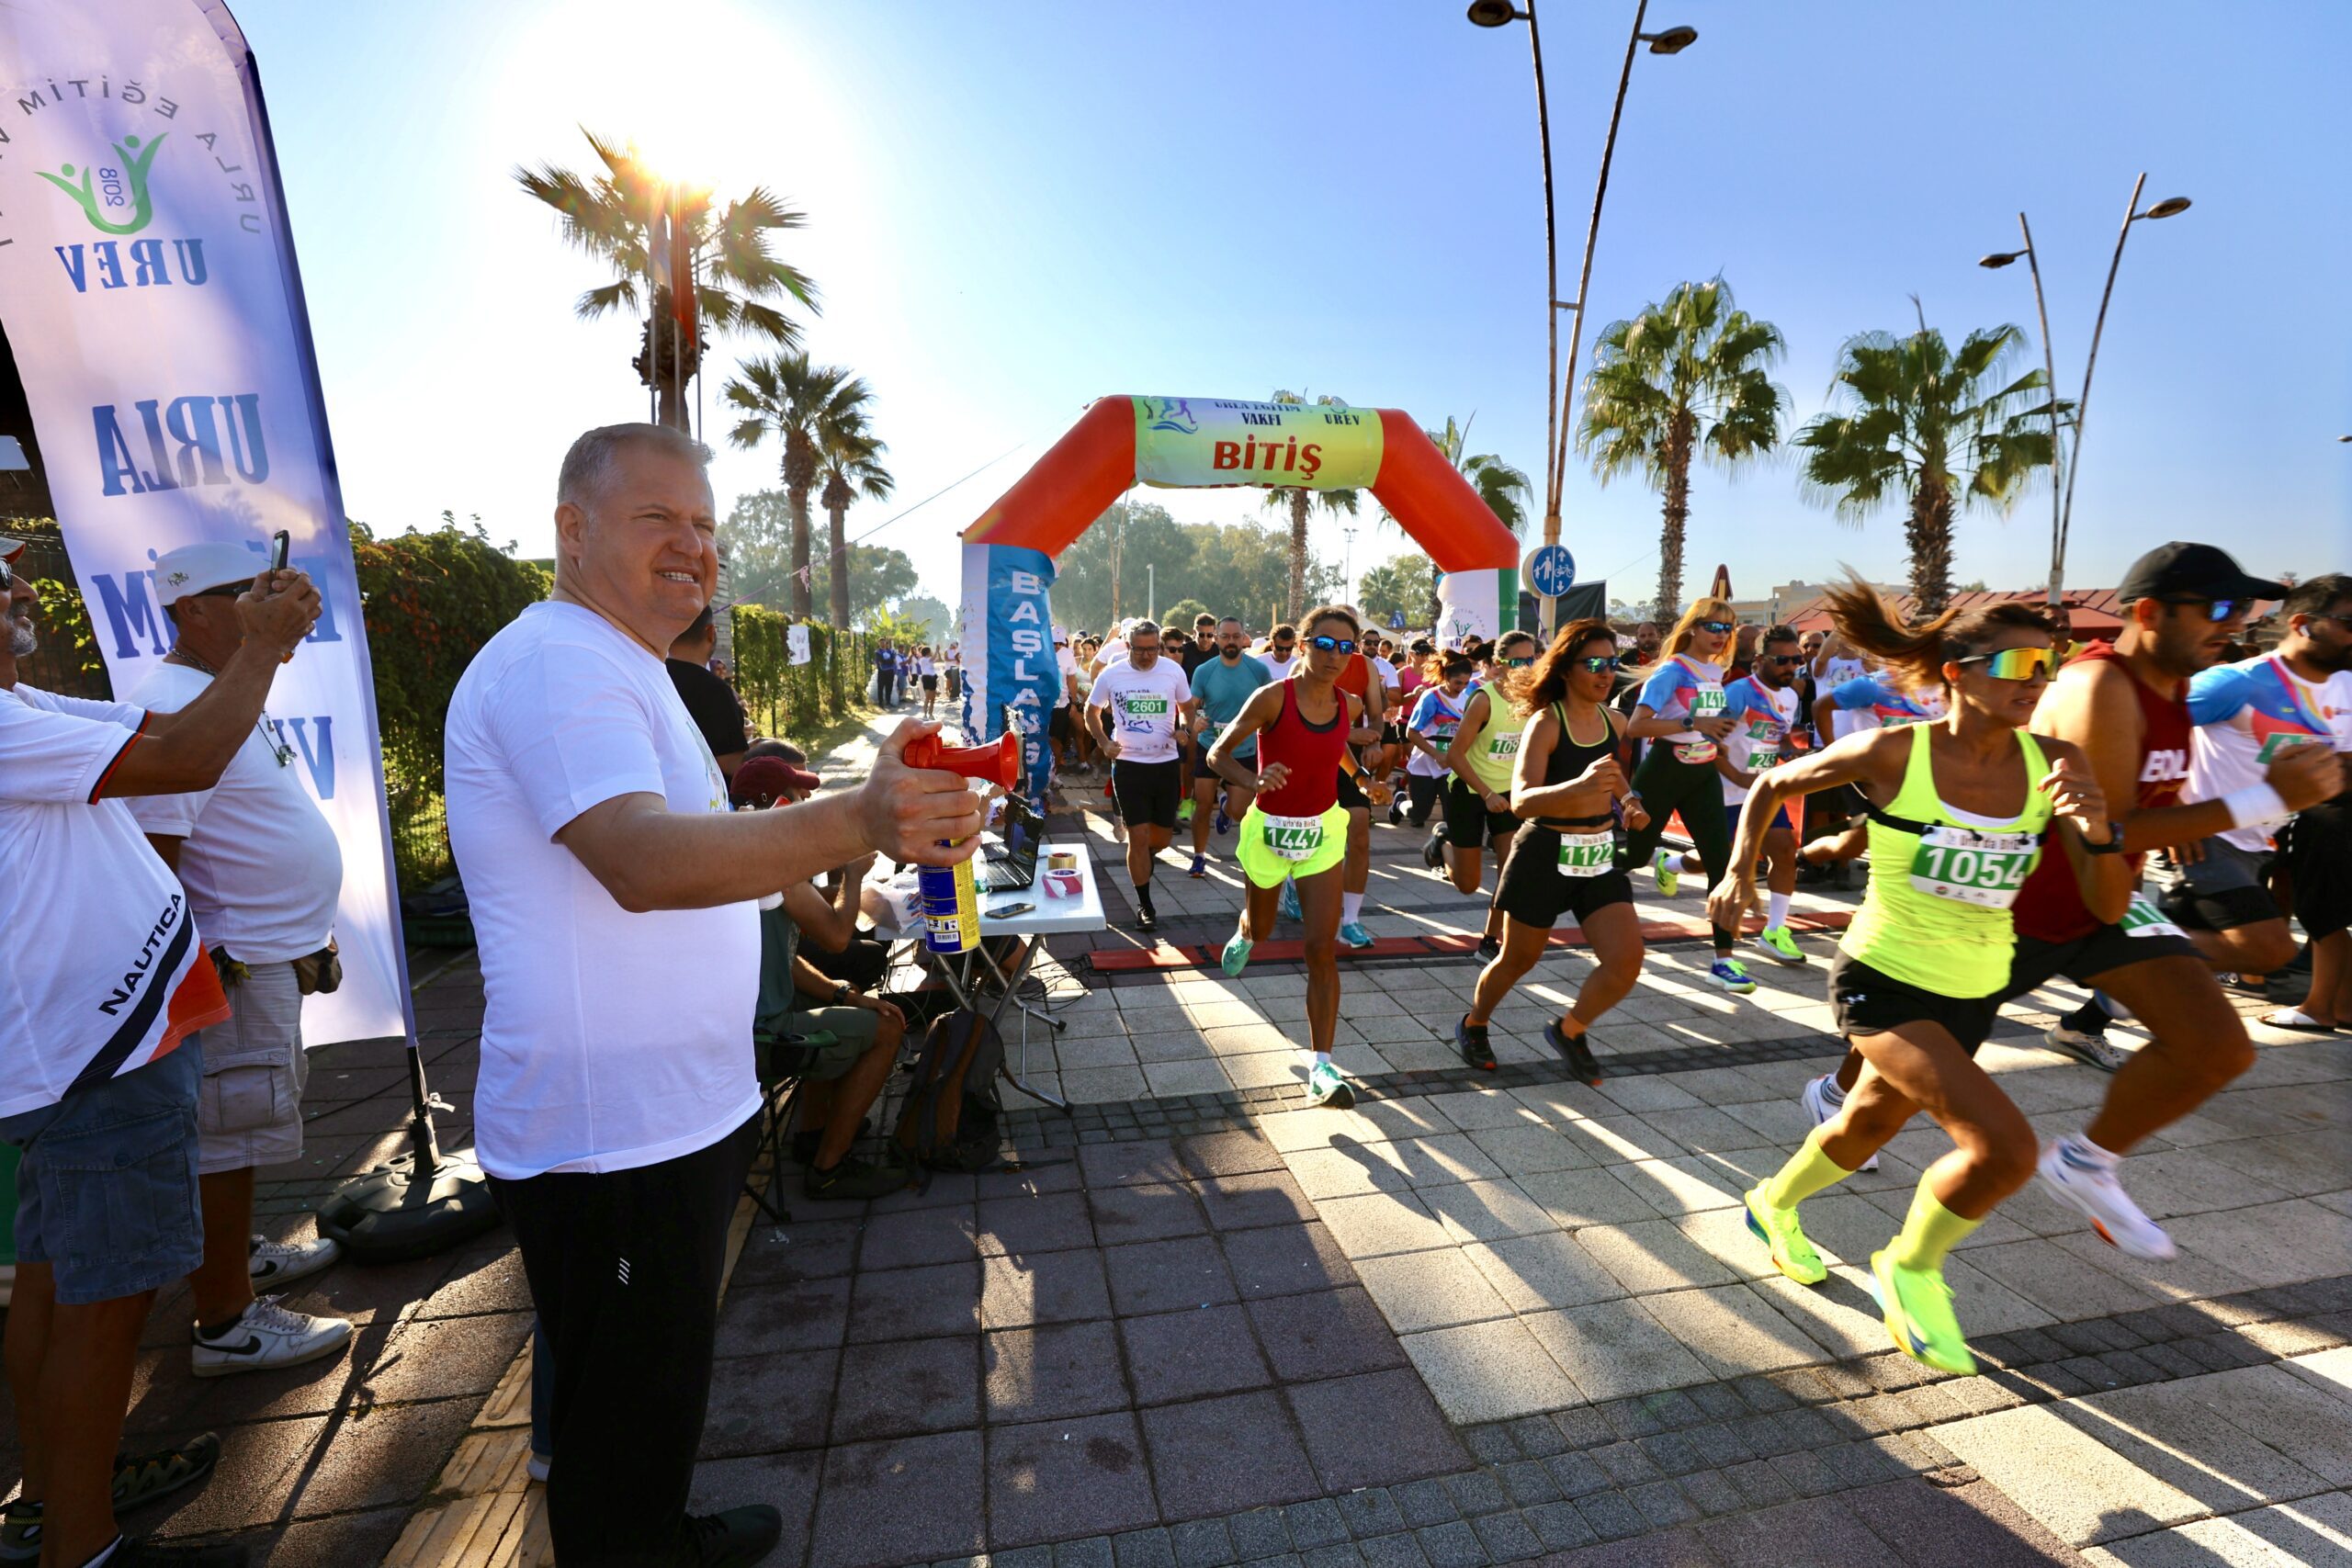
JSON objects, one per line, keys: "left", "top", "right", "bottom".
{"left": 957, "top": 541, "right": 1059, "bottom": 802}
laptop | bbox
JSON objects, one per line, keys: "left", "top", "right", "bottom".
{"left": 976, "top": 792, "right": 1044, "bottom": 893}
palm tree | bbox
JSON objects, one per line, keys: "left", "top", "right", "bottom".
{"left": 724, "top": 355, "right": 871, "bottom": 619}
{"left": 514, "top": 130, "right": 818, "bottom": 430}
{"left": 1577, "top": 278, "right": 1789, "bottom": 619}
{"left": 1261, "top": 389, "right": 1360, "bottom": 620}
{"left": 815, "top": 420, "right": 895, "bottom": 633}
{"left": 1792, "top": 320, "right": 2058, "bottom": 615}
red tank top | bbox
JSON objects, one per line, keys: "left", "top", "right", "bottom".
{"left": 2012, "top": 641, "right": 2193, "bottom": 942}
{"left": 1255, "top": 681, "right": 1349, "bottom": 818}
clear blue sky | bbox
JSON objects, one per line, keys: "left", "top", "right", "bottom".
{"left": 234, "top": 0, "right": 2351, "bottom": 613}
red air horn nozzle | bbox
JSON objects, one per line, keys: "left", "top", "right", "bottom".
{"left": 901, "top": 728, "right": 1022, "bottom": 789}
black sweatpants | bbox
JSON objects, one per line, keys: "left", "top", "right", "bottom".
{"left": 492, "top": 1114, "right": 760, "bottom": 1566}
{"left": 1617, "top": 746, "right": 1737, "bottom": 954}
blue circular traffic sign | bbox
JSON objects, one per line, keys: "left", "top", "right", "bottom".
{"left": 1525, "top": 544, "right": 1577, "bottom": 598}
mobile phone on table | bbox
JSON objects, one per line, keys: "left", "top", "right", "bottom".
{"left": 992, "top": 901, "right": 1035, "bottom": 918}
{"left": 268, "top": 529, "right": 291, "bottom": 575}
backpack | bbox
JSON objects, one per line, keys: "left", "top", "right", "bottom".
{"left": 893, "top": 1008, "right": 1006, "bottom": 1180}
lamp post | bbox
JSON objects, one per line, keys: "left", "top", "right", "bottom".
{"left": 1982, "top": 175, "right": 2189, "bottom": 610}
{"left": 1468, "top": 0, "right": 1694, "bottom": 637}
{"left": 1341, "top": 525, "right": 1358, "bottom": 608}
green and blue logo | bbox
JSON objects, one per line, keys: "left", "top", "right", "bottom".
{"left": 40, "top": 132, "right": 165, "bottom": 236}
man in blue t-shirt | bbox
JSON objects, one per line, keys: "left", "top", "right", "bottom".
{"left": 1185, "top": 616, "right": 1273, "bottom": 877}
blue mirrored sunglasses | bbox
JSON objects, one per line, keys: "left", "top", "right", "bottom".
{"left": 1307, "top": 635, "right": 1357, "bottom": 654}
{"left": 1697, "top": 620, "right": 1736, "bottom": 636}
{"left": 1574, "top": 655, "right": 1620, "bottom": 673}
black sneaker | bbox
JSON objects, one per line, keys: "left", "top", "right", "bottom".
{"left": 115, "top": 1431, "right": 222, "bottom": 1511}
{"left": 1422, "top": 835, "right": 1448, "bottom": 872}
{"left": 1386, "top": 802, "right": 1405, "bottom": 826}
{"left": 1547, "top": 1019, "right": 1602, "bottom": 1086}
{"left": 1135, "top": 897, "right": 1159, "bottom": 933}
{"left": 109, "top": 1537, "right": 251, "bottom": 1566}
{"left": 1475, "top": 935, "right": 1502, "bottom": 963}
{"left": 688, "top": 1505, "right": 784, "bottom": 1567}
{"left": 804, "top": 1153, "right": 911, "bottom": 1201}
{"left": 1454, "top": 1015, "right": 1496, "bottom": 1071}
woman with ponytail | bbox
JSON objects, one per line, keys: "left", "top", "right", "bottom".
{"left": 1617, "top": 597, "right": 1753, "bottom": 992}
{"left": 1703, "top": 578, "right": 2131, "bottom": 1378}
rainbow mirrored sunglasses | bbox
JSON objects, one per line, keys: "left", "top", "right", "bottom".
{"left": 1956, "top": 646, "right": 2055, "bottom": 682}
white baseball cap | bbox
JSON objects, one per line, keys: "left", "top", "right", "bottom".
{"left": 152, "top": 540, "right": 268, "bottom": 606}
{"left": 0, "top": 536, "right": 27, "bottom": 567}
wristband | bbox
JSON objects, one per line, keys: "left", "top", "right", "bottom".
{"left": 2223, "top": 783, "right": 2290, "bottom": 831}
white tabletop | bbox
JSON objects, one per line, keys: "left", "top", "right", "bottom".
{"left": 867, "top": 838, "right": 1105, "bottom": 941}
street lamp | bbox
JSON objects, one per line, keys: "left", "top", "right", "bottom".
{"left": 1979, "top": 217, "right": 2063, "bottom": 608}
{"left": 1468, "top": 0, "right": 1695, "bottom": 637}
{"left": 1978, "top": 174, "right": 2189, "bottom": 609}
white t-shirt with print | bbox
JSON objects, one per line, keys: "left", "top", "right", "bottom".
{"left": 1088, "top": 658, "right": 1192, "bottom": 765}
{"left": 1719, "top": 679, "right": 1803, "bottom": 805}
{"left": 123, "top": 662, "right": 343, "bottom": 964}
{"left": 444, "top": 602, "right": 762, "bottom": 1180}
{"left": 0, "top": 685, "right": 209, "bottom": 1117}
{"left": 1262, "top": 650, "right": 1297, "bottom": 680}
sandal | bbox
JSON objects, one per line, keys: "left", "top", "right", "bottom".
{"left": 2257, "top": 1009, "right": 2340, "bottom": 1033}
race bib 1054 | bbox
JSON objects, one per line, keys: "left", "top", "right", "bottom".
{"left": 1908, "top": 824, "right": 2039, "bottom": 909}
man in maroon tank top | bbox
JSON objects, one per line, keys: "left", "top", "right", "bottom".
{"left": 1997, "top": 545, "right": 2341, "bottom": 1260}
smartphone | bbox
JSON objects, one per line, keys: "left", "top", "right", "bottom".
{"left": 991, "top": 901, "right": 1035, "bottom": 918}
{"left": 267, "top": 529, "right": 291, "bottom": 575}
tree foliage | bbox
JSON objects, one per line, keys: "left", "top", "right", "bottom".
{"left": 722, "top": 487, "right": 916, "bottom": 626}
{"left": 1048, "top": 502, "right": 1339, "bottom": 637}
{"left": 1357, "top": 553, "right": 1436, "bottom": 628}
{"left": 1578, "top": 277, "right": 1790, "bottom": 618}
{"left": 724, "top": 354, "right": 876, "bottom": 617}
{"left": 1792, "top": 320, "right": 2059, "bottom": 614}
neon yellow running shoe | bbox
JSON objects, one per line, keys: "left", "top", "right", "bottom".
{"left": 1869, "top": 1247, "right": 1975, "bottom": 1375}
{"left": 1651, "top": 848, "right": 1680, "bottom": 898}
{"left": 1742, "top": 1188, "right": 1826, "bottom": 1285}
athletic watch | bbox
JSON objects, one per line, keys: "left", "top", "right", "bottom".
{"left": 2082, "top": 822, "right": 2127, "bottom": 854}
{"left": 831, "top": 981, "right": 854, "bottom": 1004}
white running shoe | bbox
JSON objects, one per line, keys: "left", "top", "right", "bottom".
{"left": 249, "top": 1233, "right": 341, "bottom": 1291}
{"left": 191, "top": 1294, "right": 355, "bottom": 1378}
{"left": 527, "top": 1451, "right": 551, "bottom": 1483}
{"left": 1798, "top": 1074, "right": 1877, "bottom": 1171}
{"left": 2044, "top": 1023, "right": 2131, "bottom": 1073}
{"left": 2037, "top": 1135, "right": 2175, "bottom": 1260}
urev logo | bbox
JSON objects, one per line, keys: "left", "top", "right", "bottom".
{"left": 40, "top": 130, "right": 164, "bottom": 234}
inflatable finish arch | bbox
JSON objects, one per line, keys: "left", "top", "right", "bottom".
{"left": 959, "top": 396, "right": 1521, "bottom": 795}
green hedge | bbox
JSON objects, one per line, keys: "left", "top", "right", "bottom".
{"left": 730, "top": 602, "right": 872, "bottom": 739}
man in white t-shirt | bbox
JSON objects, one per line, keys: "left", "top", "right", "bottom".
{"left": 126, "top": 541, "right": 354, "bottom": 1384}
{"left": 0, "top": 536, "right": 321, "bottom": 1568}
{"left": 1083, "top": 619, "right": 1193, "bottom": 931}
{"left": 444, "top": 424, "right": 983, "bottom": 1568}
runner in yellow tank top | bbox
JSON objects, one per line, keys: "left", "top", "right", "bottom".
{"left": 1440, "top": 630, "right": 1538, "bottom": 960}
{"left": 1705, "top": 581, "right": 2132, "bottom": 1377}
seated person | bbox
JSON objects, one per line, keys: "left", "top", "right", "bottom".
{"left": 734, "top": 756, "right": 911, "bottom": 1200}
{"left": 746, "top": 739, "right": 895, "bottom": 990}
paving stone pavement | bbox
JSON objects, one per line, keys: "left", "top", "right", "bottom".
{"left": 12, "top": 710, "right": 2346, "bottom": 1566}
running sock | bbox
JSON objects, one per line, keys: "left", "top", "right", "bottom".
{"left": 2058, "top": 1129, "right": 2122, "bottom": 1167}
{"left": 1759, "top": 1128, "right": 1855, "bottom": 1211}
{"left": 1767, "top": 891, "right": 1792, "bottom": 929}
{"left": 1816, "top": 1076, "right": 1848, "bottom": 1108}
{"left": 1313, "top": 1050, "right": 1333, "bottom": 1067}
{"left": 1342, "top": 892, "right": 1364, "bottom": 923}
{"left": 2061, "top": 997, "right": 2110, "bottom": 1034}
{"left": 1885, "top": 1179, "right": 1983, "bottom": 1272}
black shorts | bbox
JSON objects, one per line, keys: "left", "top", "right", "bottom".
{"left": 1198, "top": 751, "right": 1257, "bottom": 792}
{"left": 1493, "top": 826, "right": 1635, "bottom": 930}
{"left": 922, "top": 674, "right": 939, "bottom": 692}
{"left": 1338, "top": 768, "right": 1368, "bottom": 811}
{"left": 1112, "top": 758, "right": 1182, "bottom": 829}
{"left": 1406, "top": 773, "right": 1443, "bottom": 825}
{"left": 2285, "top": 794, "right": 2352, "bottom": 940}
{"left": 1829, "top": 950, "right": 1999, "bottom": 1055}
{"left": 1050, "top": 706, "right": 1073, "bottom": 742}
{"left": 1443, "top": 776, "right": 1516, "bottom": 848}
{"left": 1998, "top": 915, "right": 2200, "bottom": 1003}
{"left": 2154, "top": 837, "right": 2278, "bottom": 933}
{"left": 1380, "top": 720, "right": 1407, "bottom": 747}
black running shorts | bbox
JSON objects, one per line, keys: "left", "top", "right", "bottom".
{"left": 1493, "top": 828, "right": 1634, "bottom": 930}
{"left": 1829, "top": 949, "right": 1999, "bottom": 1056}
{"left": 2285, "top": 794, "right": 2352, "bottom": 941}
{"left": 1112, "top": 758, "right": 1182, "bottom": 829}
{"left": 1443, "top": 776, "right": 1517, "bottom": 848}
{"left": 1338, "top": 768, "right": 1368, "bottom": 811}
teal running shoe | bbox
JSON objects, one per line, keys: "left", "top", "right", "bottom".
{"left": 1306, "top": 1059, "right": 1354, "bottom": 1109}
{"left": 1221, "top": 930, "right": 1254, "bottom": 977}
{"left": 1339, "top": 920, "right": 1374, "bottom": 950}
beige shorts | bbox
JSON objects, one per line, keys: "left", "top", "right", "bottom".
{"left": 195, "top": 957, "right": 308, "bottom": 1175}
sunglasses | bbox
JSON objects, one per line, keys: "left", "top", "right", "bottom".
{"left": 2162, "top": 596, "right": 2239, "bottom": 624}
{"left": 2315, "top": 613, "right": 2352, "bottom": 631}
{"left": 1956, "top": 647, "right": 2054, "bottom": 682}
{"left": 1306, "top": 635, "right": 1357, "bottom": 654}
{"left": 1572, "top": 655, "right": 1620, "bottom": 673}
{"left": 1274, "top": 639, "right": 1295, "bottom": 649}
{"left": 1760, "top": 654, "right": 1804, "bottom": 667}
{"left": 1504, "top": 655, "right": 1535, "bottom": 669}
{"left": 1696, "top": 620, "right": 1735, "bottom": 636}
